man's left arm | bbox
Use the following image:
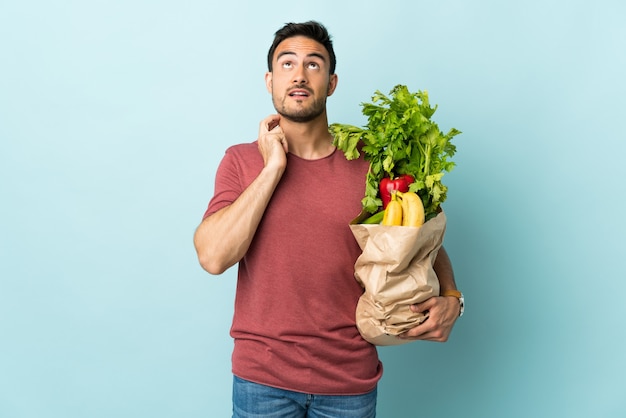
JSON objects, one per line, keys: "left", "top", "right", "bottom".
{"left": 398, "top": 246, "right": 462, "bottom": 342}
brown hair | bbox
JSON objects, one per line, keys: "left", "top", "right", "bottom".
{"left": 267, "top": 21, "right": 336, "bottom": 75}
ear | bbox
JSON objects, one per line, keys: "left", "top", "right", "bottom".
{"left": 265, "top": 72, "right": 273, "bottom": 93}
{"left": 327, "top": 73, "right": 338, "bottom": 97}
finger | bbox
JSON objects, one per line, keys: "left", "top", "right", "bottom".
{"left": 260, "top": 114, "right": 281, "bottom": 134}
{"left": 396, "top": 312, "right": 435, "bottom": 340}
{"left": 398, "top": 324, "right": 439, "bottom": 342}
{"left": 268, "top": 116, "right": 281, "bottom": 132}
{"left": 397, "top": 328, "right": 428, "bottom": 341}
{"left": 402, "top": 326, "right": 450, "bottom": 343}
{"left": 410, "top": 298, "right": 435, "bottom": 313}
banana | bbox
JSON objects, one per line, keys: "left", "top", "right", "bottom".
{"left": 397, "top": 191, "right": 425, "bottom": 227}
{"left": 381, "top": 193, "right": 403, "bottom": 226}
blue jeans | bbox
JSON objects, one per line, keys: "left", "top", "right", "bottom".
{"left": 232, "top": 376, "right": 377, "bottom": 418}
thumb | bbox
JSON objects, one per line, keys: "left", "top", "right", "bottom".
{"left": 410, "top": 298, "right": 434, "bottom": 313}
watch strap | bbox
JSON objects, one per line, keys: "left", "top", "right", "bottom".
{"left": 441, "top": 289, "right": 464, "bottom": 317}
{"left": 441, "top": 289, "right": 462, "bottom": 298}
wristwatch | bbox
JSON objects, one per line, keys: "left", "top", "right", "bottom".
{"left": 441, "top": 289, "right": 464, "bottom": 317}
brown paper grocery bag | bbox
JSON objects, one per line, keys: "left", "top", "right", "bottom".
{"left": 349, "top": 211, "right": 446, "bottom": 346}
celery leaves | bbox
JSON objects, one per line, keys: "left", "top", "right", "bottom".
{"left": 330, "top": 84, "right": 461, "bottom": 219}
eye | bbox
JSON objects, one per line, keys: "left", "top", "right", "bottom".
{"left": 281, "top": 61, "right": 293, "bottom": 69}
{"left": 307, "top": 62, "right": 320, "bottom": 70}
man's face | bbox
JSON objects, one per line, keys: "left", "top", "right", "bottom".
{"left": 265, "top": 36, "right": 338, "bottom": 123}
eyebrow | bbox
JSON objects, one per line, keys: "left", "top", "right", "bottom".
{"left": 276, "top": 51, "right": 327, "bottom": 63}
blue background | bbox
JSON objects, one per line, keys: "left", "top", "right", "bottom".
{"left": 2, "top": 1, "right": 625, "bottom": 417}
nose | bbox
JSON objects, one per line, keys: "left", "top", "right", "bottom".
{"left": 292, "top": 65, "right": 307, "bottom": 84}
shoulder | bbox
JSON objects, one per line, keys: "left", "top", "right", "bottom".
{"left": 224, "top": 141, "right": 259, "bottom": 157}
{"left": 219, "top": 141, "right": 262, "bottom": 165}
{"left": 216, "top": 141, "right": 264, "bottom": 183}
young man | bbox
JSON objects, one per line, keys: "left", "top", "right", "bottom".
{"left": 194, "top": 21, "right": 462, "bottom": 417}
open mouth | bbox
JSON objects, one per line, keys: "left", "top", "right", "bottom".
{"left": 288, "top": 89, "right": 311, "bottom": 98}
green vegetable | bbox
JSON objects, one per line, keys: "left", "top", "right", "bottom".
{"left": 330, "top": 84, "right": 461, "bottom": 220}
{"left": 361, "top": 210, "right": 385, "bottom": 224}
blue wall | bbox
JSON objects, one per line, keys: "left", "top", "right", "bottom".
{"left": 1, "top": 1, "right": 625, "bottom": 417}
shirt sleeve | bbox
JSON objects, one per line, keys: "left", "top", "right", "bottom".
{"left": 202, "top": 147, "right": 245, "bottom": 219}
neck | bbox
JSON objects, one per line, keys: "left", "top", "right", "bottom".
{"left": 281, "top": 113, "right": 336, "bottom": 159}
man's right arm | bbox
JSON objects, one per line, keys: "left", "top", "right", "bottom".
{"left": 193, "top": 115, "right": 287, "bottom": 275}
